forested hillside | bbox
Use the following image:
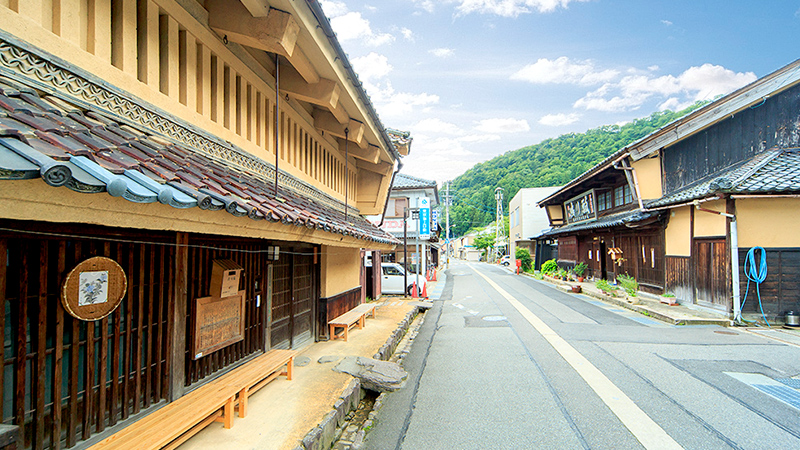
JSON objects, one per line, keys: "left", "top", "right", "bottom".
{"left": 447, "top": 103, "right": 706, "bottom": 237}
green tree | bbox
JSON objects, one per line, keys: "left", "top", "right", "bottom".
{"left": 447, "top": 102, "right": 708, "bottom": 237}
{"left": 515, "top": 247, "right": 532, "bottom": 271}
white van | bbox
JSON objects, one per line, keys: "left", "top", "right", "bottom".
{"left": 368, "top": 262, "right": 426, "bottom": 296}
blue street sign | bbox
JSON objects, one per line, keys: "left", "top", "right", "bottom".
{"left": 419, "top": 197, "right": 430, "bottom": 239}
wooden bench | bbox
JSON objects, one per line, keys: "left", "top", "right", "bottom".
{"left": 88, "top": 382, "right": 240, "bottom": 450}
{"left": 88, "top": 349, "right": 296, "bottom": 450}
{"left": 328, "top": 303, "right": 377, "bottom": 341}
{"left": 212, "top": 349, "right": 296, "bottom": 419}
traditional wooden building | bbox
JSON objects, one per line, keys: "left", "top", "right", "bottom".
{"left": 0, "top": 1, "right": 405, "bottom": 448}
{"left": 539, "top": 58, "right": 800, "bottom": 320}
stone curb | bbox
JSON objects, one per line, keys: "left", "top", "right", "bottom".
{"left": 294, "top": 305, "right": 424, "bottom": 450}
{"left": 520, "top": 272, "right": 730, "bottom": 327}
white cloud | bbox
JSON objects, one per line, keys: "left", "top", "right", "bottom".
{"left": 351, "top": 52, "right": 393, "bottom": 83}
{"left": 400, "top": 27, "right": 415, "bottom": 41}
{"left": 661, "top": 19, "right": 673, "bottom": 26}
{"left": 511, "top": 57, "right": 618, "bottom": 85}
{"left": 453, "top": 0, "right": 590, "bottom": 17}
{"left": 411, "top": 0, "right": 436, "bottom": 13}
{"left": 539, "top": 112, "right": 581, "bottom": 126}
{"left": 329, "top": 11, "right": 395, "bottom": 46}
{"left": 430, "top": 48, "right": 455, "bottom": 58}
{"left": 413, "top": 118, "right": 463, "bottom": 135}
{"left": 319, "top": 0, "right": 349, "bottom": 18}
{"left": 475, "top": 118, "right": 530, "bottom": 133}
{"left": 574, "top": 63, "right": 757, "bottom": 112}
{"left": 400, "top": 135, "right": 477, "bottom": 182}
{"left": 647, "top": 65, "right": 660, "bottom": 72}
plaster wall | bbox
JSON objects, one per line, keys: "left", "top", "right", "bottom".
{"left": 632, "top": 156, "right": 662, "bottom": 199}
{"left": 665, "top": 206, "right": 691, "bottom": 256}
{"left": 320, "top": 245, "right": 361, "bottom": 298}
{"left": 737, "top": 198, "right": 800, "bottom": 248}
{"left": 694, "top": 200, "right": 727, "bottom": 237}
{"left": 0, "top": 0, "right": 391, "bottom": 213}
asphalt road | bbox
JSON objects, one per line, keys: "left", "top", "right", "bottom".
{"left": 364, "top": 261, "right": 800, "bottom": 450}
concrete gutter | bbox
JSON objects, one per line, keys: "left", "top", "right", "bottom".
{"left": 294, "top": 304, "right": 425, "bottom": 450}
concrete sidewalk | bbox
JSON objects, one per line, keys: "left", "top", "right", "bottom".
{"left": 504, "top": 265, "right": 732, "bottom": 326}
{"left": 178, "top": 274, "right": 443, "bottom": 450}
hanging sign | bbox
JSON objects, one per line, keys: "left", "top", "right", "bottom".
{"left": 419, "top": 197, "right": 430, "bottom": 240}
{"left": 564, "top": 190, "right": 597, "bottom": 224}
{"left": 61, "top": 256, "right": 127, "bottom": 321}
{"left": 193, "top": 291, "right": 246, "bottom": 359}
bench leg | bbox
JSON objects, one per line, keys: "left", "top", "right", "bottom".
{"left": 358, "top": 315, "right": 365, "bottom": 329}
{"left": 329, "top": 324, "right": 334, "bottom": 340}
{"left": 287, "top": 356, "right": 293, "bottom": 380}
{"left": 223, "top": 397, "right": 234, "bottom": 429}
{"left": 343, "top": 325, "right": 348, "bottom": 341}
{"left": 238, "top": 387, "right": 249, "bottom": 418}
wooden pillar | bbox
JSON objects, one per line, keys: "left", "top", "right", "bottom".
{"left": 169, "top": 232, "right": 188, "bottom": 401}
{"left": 263, "top": 264, "right": 273, "bottom": 352}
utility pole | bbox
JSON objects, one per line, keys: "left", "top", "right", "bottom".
{"left": 445, "top": 181, "right": 451, "bottom": 267}
{"left": 403, "top": 207, "right": 408, "bottom": 294}
{"left": 494, "top": 187, "right": 505, "bottom": 262}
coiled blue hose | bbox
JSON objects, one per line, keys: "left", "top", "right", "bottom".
{"left": 741, "top": 246, "right": 769, "bottom": 326}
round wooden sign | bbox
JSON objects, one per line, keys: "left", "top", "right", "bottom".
{"left": 61, "top": 256, "right": 127, "bottom": 321}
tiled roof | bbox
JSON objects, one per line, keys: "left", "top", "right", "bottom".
{"left": 646, "top": 148, "right": 800, "bottom": 208}
{"left": 386, "top": 128, "right": 412, "bottom": 145}
{"left": 393, "top": 173, "right": 436, "bottom": 189}
{"left": 537, "top": 209, "right": 663, "bottom": 238}
{"left": 0, "top": 74, "right": 399, "bottom": 245}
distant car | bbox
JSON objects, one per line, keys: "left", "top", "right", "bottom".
{"left": 368, "top": 262, "right": 426, "bottom": 296}
{"left": 499, "top": 255, "right": 510, "bottom": 266}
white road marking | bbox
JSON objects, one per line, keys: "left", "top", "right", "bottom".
{"left": 467, "top": 310, "right": 479, "bottom": 316}
{"left": 452, "top": 303, "right": 465, "bottom": 309}
{"left": 471, "top": 265, "right": 682, "bottom": 450}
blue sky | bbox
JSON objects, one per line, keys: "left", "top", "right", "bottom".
{"left": 320, "top": 0, "right": 800, "bottom": 183}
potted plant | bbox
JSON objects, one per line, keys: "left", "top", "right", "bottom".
{"left": 595, "top": 279, "right": 618, "bottom": 297}
{"left": 616, "top": 274, "right": 639, "bottom": 303}
{"left": 573, "top": 262, "right": 587, "bottom": 282}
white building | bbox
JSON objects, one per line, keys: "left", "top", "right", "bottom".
{"left": 509, "top": 186, "right": 562, "bottom": 266}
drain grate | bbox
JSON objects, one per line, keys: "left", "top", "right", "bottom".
{"left": 752, "top": 384, "right": 800, "bottom": 410}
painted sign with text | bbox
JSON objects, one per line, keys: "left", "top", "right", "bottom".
{"left": 419, "top": 197, "right": 430, "bottom": 240}
{"left": 564, "top": 190, "right": 597, "bottom": 224}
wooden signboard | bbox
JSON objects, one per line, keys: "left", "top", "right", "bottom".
{"left": 192, "top": 290, "right": 246, "bottom": 359}
{"left": 62, "top": 256, "right": 127, "bottom": 321}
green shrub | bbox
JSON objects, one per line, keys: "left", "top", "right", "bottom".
{"left": 573, "top": 262, "right": 588, "bottom": 277}
{"left": 617, "top": 273, "right": 639, "bottom": 297}
{"left": 596, "top": 279, "right": 616, "bottom": 293}
{"left": 515, "top": 247, "right": 533, "bottom": 271}
{"left": 541, "top": 259, "right": 558, "bottom": 274}
{"left": 533, "top": 272, "right": 543, "bottom": 280}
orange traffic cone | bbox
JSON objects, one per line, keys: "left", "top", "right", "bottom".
{"left": 421, "top": 282, "right": 428, "bottom": 298}
{"left": 432, "top": 269, "right": 437, "bottom": 281}
{"left": 411, "top": 282, "right": 418, "bottom": 298}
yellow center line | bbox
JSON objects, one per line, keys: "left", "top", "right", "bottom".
{"left": 471, "top": 265, "right": 682, "bottom": 450}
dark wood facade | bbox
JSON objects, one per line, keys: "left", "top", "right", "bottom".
{"left": 738, "top": 247, "right": 800, "bottom": 319}
{"left": 560, "top": 226, "right": 665, "bottom": 293}
{"left": 0, "top": 220, "right": 320, "bottom": 449}
{"left": 663, "top": 83, "right": 800, "bottom": 196}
